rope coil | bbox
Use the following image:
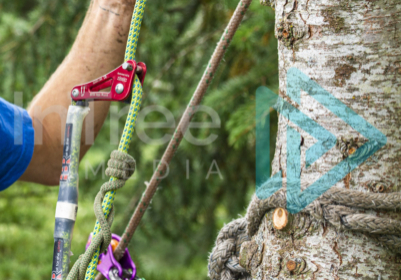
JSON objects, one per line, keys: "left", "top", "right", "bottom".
{"left": 67, "top": 151, "right": 135, "bottom": 280}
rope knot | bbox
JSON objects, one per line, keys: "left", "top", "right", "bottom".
{"left": 105, "top": 150, "right": 136, "bottom": 180}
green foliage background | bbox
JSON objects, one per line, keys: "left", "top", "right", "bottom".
{"left": 0, "top": 0, "right": 278, "bottom": 279}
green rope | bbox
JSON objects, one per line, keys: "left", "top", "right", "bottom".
{"left": 67, "top": 151, "right": 135, "bottom": 280}
{"left": 66, "top": 1, "right": 147, "bottom": 278}
{"left": 83, "top": 0, "right": 147, "bottom": 278}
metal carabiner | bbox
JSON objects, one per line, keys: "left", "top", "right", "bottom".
{"left": 86, "top": 233, "right": 136, "bottom": 280}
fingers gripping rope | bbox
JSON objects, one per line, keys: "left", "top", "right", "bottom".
{"left": 67, "top": 151, "right": 135, "bottom": 280}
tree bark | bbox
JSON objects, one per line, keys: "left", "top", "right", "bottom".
{"left": 247, "top": 0, "right": 401, "bottom": 279}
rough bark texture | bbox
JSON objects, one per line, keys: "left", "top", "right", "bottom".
{"left": 249, "top": 0, "right": 401, "bottom": 279}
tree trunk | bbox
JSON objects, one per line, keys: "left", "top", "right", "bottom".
{"left": 244, "top": 0, "right": 401, "bottom": 279}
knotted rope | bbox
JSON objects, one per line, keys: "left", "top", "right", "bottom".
{"left": 67, "top": 151, "right": 135, "bottom": 280}
{"left": 208, "top": 185, "right": 401, "bottom": 280}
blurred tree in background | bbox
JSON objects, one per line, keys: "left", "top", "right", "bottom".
{"left": 0, "top": 0, "right": 277, "bottom": 279}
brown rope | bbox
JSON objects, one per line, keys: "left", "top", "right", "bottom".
{"left": 95, "top": 0, "right": 253, "bottom": 279}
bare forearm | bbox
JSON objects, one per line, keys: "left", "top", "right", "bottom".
{"left": 21, "top": 0, "right": 136, "bottom": 185}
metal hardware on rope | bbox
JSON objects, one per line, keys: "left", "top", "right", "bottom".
{"left": 74, "top": 0, "right": 148, "bottom": 279}
{"left": 86, "top": 233, "right": 136, "bottom": 280}
{"left": 52, "top": 58, "right": 146, "bottom": 278}
{"left": 60, "top": 0, "right": 148, "bottom": 277}
{"left": 70, "top": 61, "right": 146, "bottom": 103}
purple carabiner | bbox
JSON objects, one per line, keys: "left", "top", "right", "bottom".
{"left": 86, "top": 233, "right": 136, "bottom": 280}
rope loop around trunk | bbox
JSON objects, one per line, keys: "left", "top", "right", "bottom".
{"left": 208, "top": 186, "right": 401, "bottom": 280}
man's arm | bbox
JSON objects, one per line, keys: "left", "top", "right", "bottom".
{"left": 20, "top": 0, "right": 136, "bottom": 186}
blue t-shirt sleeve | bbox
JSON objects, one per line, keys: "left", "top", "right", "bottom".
{"left": 0, "top": 97, "right": 34, "bottom": 191}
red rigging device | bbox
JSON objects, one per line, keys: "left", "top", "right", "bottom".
{"left": 70, "top": 60, "right": 146, "bottom": 103}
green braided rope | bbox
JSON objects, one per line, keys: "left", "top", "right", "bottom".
{"left": 66, "top": 1, "right": 147, "bottom": 279}
{"left": 84, "top": 1, "right": 147, "bottom": 278}
{"left": 83, "top": 0, "right": 147, "bottom": 278}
